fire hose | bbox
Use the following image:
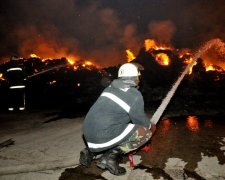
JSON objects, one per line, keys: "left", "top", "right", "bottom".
{"left": 25, "top": 64, "right": 67, "bottom": 80}
{"left": 0, "top": 38, "right": 222, "bottom": 176}
{"left": 149, "top": 53, "right": 198, "bottom": 127}
{"left": 149, "top": 38, "right": 223, "bottom": 128}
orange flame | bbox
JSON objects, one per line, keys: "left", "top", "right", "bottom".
{"left": 145, "top": 39, "right": 157, "bottom": 51}
{"left": 178, "top": 49, "right": 191, "bottom": 59}
{"left": 30, "top": 53, "right": 83, "bottom": 70}
{"left": 82, "top": 61, "right": 93, "bottom": 67}
{"left": 188, "top": 58, "right": 196, "bottom": 74}
{"left": 85, "top": 61, "right": 92, "bottom": 66}
{"left": 0, "top": 73, "right": 5, "bottom": 81}
{"left": 183, "top": 57, "right": 192, "bottom": 65}
{"left": 64, "top": 56, "right": 78, "bottom": 65}
{"left": 30, "top": 53, "right": 40, "bottom": 58}
{"left": 155, "top": 53, "right": 170, "bottom": 66}
{"left": 67, "top": 58, "right": 75, "bottom": 65}
{"left": 73, "top": 65, "right": 79, "bottom": 71}
{"left": 29, "top": 52, "right": 101, "bottom": 72}
{"left": 126, "top": 49, "right": 136, "bottom": 62}
{"left": 206, "top": 65, "right": 215, "bottom": 71}
{"left": 49, "top": 80, "right": 56, "bottom": 85}
{"left": 144, "top": 39, "right": 172, "bottom": 51}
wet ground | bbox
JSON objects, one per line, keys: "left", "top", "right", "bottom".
{"left": 0, "top": 112, "right": 224, "bottom": 179}
{"left": 60, "top": 115, "right": 225, "bottom": 180}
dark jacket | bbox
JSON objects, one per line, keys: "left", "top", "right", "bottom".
{"left": 6, "top": 61, "right": 25, "bottom": 88}
{"left": 83, "top": 78, "right": 150, "bottom": 152}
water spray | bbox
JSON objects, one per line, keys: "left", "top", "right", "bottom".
{"left": 149, "top": 38, "right": 225, "bottom": 127}
{"left": 25, "top": 64, "right": 67, "bottom": 80}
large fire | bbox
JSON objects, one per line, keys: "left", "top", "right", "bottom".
{"left": 28, "top": 38, "right": 224, "bottom": 78}
{"left": 25, "top": 38, "right": 225, "bottom": 76}
{"left": 126, "top": 39, "right": 172, "bottom": 66}
{"left": 143, "top": 38, "right": 225, "bottom": 73}
{"left": 29, "top": 52, "right": 80, "bottom": 66}
{"left": 125, "top": 38, "right": 225, "bottom": 72}
{"left": 29, "top": 53, "right": 97, "bottom": 71}
{"left": 143, "top": 39, "right": 173, "bottom": 66}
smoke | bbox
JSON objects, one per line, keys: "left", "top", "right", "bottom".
{"left": 0, "top": 0, "right": 136, "bottom": 66}
{"left": 0, "top": 0, "right": 80, "bottom": 62}
{"left": 177, "top": 0, "right": 225, "bottom": 48}
{"left": 122, "top": 24, "right": 143, "bottom": 57}
{"left": 201, "top": 40, "right": 225, "bottom": 69}
{"left": 0, "top": 0, "right": 224, "bottom": 67}
{"left": 71, "top": 4, "right": 143, "bottom": 66}
{"left": 12, "top": 24, "right": 79, "bottom": 60}
{"left": 148, "top": 20, "right": 176, "bottom": 45}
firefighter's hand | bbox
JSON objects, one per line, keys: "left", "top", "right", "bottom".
{"left": 150, "top": 123, "right": 156, "bottom": 134}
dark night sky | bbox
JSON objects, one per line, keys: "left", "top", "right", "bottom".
{"left": 0, "top": 0, "right": 224, "bottom": 66}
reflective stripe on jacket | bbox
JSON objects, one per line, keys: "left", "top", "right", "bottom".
{"left": 83, "top": 79, "right": 150, "bottom": 152}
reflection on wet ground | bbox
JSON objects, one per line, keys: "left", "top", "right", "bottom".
{"left": 140, "top": 115, "right": 225, "bottom": 175}
{"left": 60, "top": 115, "right": 225, "bottom": 179}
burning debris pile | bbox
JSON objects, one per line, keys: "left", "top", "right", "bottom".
{"left": 123, "top": 38, "right": 225, "bottom": 115}
{"left": 0, "top": 56, "right": 109, "bottom": 113}
{"left": 0, "top": 38, "right": 224, "bottom": 116}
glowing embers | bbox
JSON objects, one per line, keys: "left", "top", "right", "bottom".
{"left": 186, "top": 116, "right": 199, "bottom": 132}
{"left": 49, "top": 80, "right": 56, "bottom": 85}
{"left": 29, "top": 53, "right": 79, "bottom": 67}
{"left": 77, "top": 83, "right": 81, "bottom": 87}
{"left": 81, "top": 61, "right": 96, "bottom": 70}
{"left": 0, "top": 73, "right": 5, "bottom": 81}
{"left": 82, "top": 61, "right": 93, "bottom": 67}
{"left": 30, "top": 53, "right": 40, "bottom": 58}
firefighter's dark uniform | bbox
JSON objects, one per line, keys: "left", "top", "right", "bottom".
{"left": 83, "top": 78, "right": 152, "bottom": 152}
{"left": 80, "top": 65, "right": 154, "bottom": 176}
{"left": 6, "top": 60, "right": 25, "bottom": 111}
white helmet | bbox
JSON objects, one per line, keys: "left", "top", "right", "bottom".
{"left": 118, "top": 63, "right": 141, "bottom": 77}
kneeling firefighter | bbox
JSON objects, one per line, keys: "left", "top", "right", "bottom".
{"left": 80, "top": 62, "right": 156, "bottom": 176}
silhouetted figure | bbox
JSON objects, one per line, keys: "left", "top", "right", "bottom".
{"left": 6, "top": 56, "right": 26, "bottom": 111}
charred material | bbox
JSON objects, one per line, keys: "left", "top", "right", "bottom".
{"left": 0, "top": 50, "right": 224, "bottom": 118}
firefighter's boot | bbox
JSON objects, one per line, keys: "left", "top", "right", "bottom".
{"left": 79, "top": 148, "right": 94, "bottom": 167}
{"left": 97, "top": 148, "right": 126, "bottom": 176}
